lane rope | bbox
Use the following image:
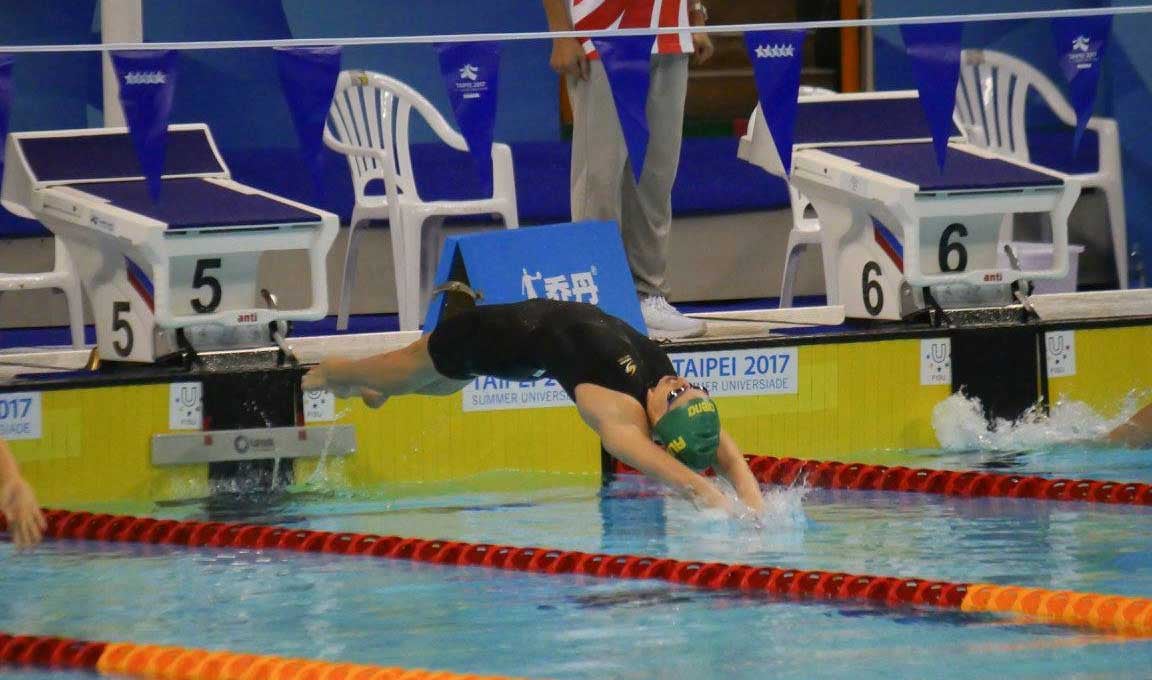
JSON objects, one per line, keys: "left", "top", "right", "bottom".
{"left": 3, "top": 509, "right": 1151, "bottom": 637}
{"left": 744, "top": 455, "right": 1152, "bottom": 506}
{"left": 0, "top": 632, "right": 524, "bottom": 679}
{"left": 613, "top": 455, "right": 1152, "bottom": 506}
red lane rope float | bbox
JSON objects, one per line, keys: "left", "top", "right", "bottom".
{"left": 613, "top": 456, "right": 1152, "bottom": 506}
{"left": 749, "top": 455, "right": 1152, "bottom": 505}
{"left": 0, "top": 632, "right": 525, "bottom": 679}
{"left": 5, "top": 509, "right": 1152, "bottom": 636}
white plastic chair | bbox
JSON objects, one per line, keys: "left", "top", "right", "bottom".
{"left": 741, "top": 86, "right": 839, "bottom": 308}
{"left": 956, "top": 49, "right": 1128, "bottom": 288}
{"left": 0, "top": 238, "right": 85, "bottom": 347}
{"left": 324, "top": 70, "right": 519, "bottom": 331}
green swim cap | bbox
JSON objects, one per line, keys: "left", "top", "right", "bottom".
{"left": 652, "top": 397, "right": 720, "bottom": 470}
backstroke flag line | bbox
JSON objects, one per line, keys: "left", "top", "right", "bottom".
{"left": 744, "top": 30, "right": 807, "bottom": 175}
{"left": 593, "top": 35, "right": 654, "bottom": 183}
{"left": 111, "top": 50, "right": 179, "bottom": 200}
{"left": 900, "top": 23, "right": 964, "bottom": 170}
{"left": 437, "top": 41, "right": 501, "bottom": 193}
{"left": 1052, "top": 15, "right": 1112, "bottom": 153}
{"left": 276, "top": 46, "right": 342, "bottom": 199}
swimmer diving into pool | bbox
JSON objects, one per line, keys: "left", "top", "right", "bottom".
{"left": 0, "top": 437, "right": 45, "bottom": 548}
{"left": 303, "top": 293, "right": 765, "bottom": 516}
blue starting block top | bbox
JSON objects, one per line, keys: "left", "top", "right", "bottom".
{"left": 820, "top": 142, "right": 1062, "bottom": 192}
{"left": 18, "top": 128, "right": 225, "bottom": 183}
{"left": 794, "top": 95, "right": 961, "bottom": 146}
{"left": 77, "top": 178, "right": 322, "bottom": 230}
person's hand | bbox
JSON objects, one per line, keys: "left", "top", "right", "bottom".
{"left": 1, "top": 477, "right": 45, "bottom": 549}
{"left": 302, "top": 362, "right": 332, "bottom": 393}
{"left": 691, "top": 481, "right": 737, "bottom": 515}
{"left": 692, "top": 33, "right": 714, "bottom": 66}
{"left": 303, "top": 361, "right": 354, "bottom": 398}
{"left": 551, "top": 37, "right": 590, "bottom": 80}
{"left": 360, "top": 388, "right": 388, "bottom": 409}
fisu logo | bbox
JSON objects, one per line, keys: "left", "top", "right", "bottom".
{"left": 123, "top": 71, "right": 167, "bottom": 85}
{"left": 458, "top": 64, "right": 479, "bottom": 81}
{"left": 1066, "top": 35, "right": 1098, "bottom": 70}
{"left": 754, "top": 44, "right": 796, "bottom": 59}
{"left": 522, "top": 267, "right": 600, "bottom": 304}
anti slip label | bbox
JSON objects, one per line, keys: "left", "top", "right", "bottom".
{"left": 461, "top": 348, "right": 799, "bottom": 412}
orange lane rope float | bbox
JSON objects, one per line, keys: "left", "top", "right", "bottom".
{"left": 3, "top": 509, "right": 1152, "bottom": 637}
{"left": 0, "top": 632, "right": 524, "bottom": 679}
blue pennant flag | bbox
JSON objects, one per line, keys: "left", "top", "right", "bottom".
{"left": 744, "top": 30, "right": 807, "bottom": 175}
{"left": 900, "top": 23, "right": 964, "bottom": 170}
{"left": 0, "top": 55, "right": 13, "bottom": 167}
{"left": 592, "top": 35, "right": 654, "bottom": 183}
{"left": 111, "top": 50, "right": 179, "bottom": 200}
{"left": 276, "top": 46, "right": 342, "bottom": 199}
{"left": 1052, "top": 15, "right": 1112, "bottom": 153}
{"left": 436, "top": 41, "right": 501, "bottom": 194}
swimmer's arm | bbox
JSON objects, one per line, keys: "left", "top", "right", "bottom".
{"left": 0, "top": 438, "right": 45, "bottom": 548}
{"left": 714, "top": 431, "right": 765, "bottom": 513}
{"left": 1108, "top": 403, "right": 1152, "bottom": 447}
{"left": 574, "top": 385, "right": 732, "bottom": 512}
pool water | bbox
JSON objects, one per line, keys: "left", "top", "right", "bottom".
{"left": 3, "top": 443, "right": 1152, "bottom": 679}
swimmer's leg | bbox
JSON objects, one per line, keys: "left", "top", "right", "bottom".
{"left": 305, "top": 335, "right": 448, "bottom": 407}
{"left": 416, "top": 376, "right": 471, "bottom": 396}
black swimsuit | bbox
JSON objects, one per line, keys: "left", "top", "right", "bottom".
{"left": 427, "top": 299, "right": 674, "bottom": 406}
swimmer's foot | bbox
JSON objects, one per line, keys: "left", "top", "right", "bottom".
{"left": 431, "top": 281, "right": 482, "bottom": 302}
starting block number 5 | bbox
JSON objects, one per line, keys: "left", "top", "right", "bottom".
{"left": 169, "top": 255, "right": 261, "bottom": 319}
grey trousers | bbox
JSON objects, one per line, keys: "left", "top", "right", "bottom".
{"left": 568, "top": 54, "right": 689, "bottom": 298}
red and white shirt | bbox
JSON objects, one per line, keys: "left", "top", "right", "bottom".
{"left": 571, "top": 0, "right": 693, "bottom": 58}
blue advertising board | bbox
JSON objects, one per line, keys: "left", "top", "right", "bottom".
{"left": 423, "top": 221, "right": 645, "bottom": 334}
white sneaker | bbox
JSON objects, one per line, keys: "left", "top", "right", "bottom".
{"left": 640, "top": 295, "right": 706, "bottom": 339}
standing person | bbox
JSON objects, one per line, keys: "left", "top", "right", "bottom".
{"left": 303, "top": 295, "right": 765, "bottom": 516}
{"left": 542, "top": 0, "right": 714, "bottom": 339}
{"left": 0, "top": 437, "right": 45, "bottom": 548}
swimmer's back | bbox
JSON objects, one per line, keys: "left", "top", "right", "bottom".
{"left": 428, "top": 299, "right": 672, "bottom": 402}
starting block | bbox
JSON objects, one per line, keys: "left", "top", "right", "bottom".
{"left": 1, "top": 124, "right": 338, "bottom": 362}
{"left": 740, "top": 91, "right": 1081, "bottom": 320}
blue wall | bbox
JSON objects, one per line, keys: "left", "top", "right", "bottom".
{"left": 3, "top": 0, "right": 1148, "bottom": 280}
{"left": 0, "top": 1, "right": 563, "bottom": 234}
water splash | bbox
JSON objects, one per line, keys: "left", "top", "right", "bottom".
{"left": 694, "top": 479, "right": 809, "bottom": 531}
{"left": 931, "top": 391, "right": 1146, "bottom": 452}
{"left": 302, "top": 409, "right": 352, "bottom": 489}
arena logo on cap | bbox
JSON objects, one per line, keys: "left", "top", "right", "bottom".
{"left": 521, "top": 267, "right": 600, "bottom": 304}
{"left": 123, "top": 71, "right": 167, "bottom": 85}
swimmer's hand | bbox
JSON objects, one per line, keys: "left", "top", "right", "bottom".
{"left": 689, "top": 483, "right": 738, "bottom": 516}
{"left": 303, "top": 362, "right": 388, "bottom": 409}
{"left": 359, "top": 388, "right": 388, "bottom": 409}
{"left": 302, "top": 362, "right": 335, "bottom": 393}
{"left": 1, "top": 476, "right": 45, "bottom": 548}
